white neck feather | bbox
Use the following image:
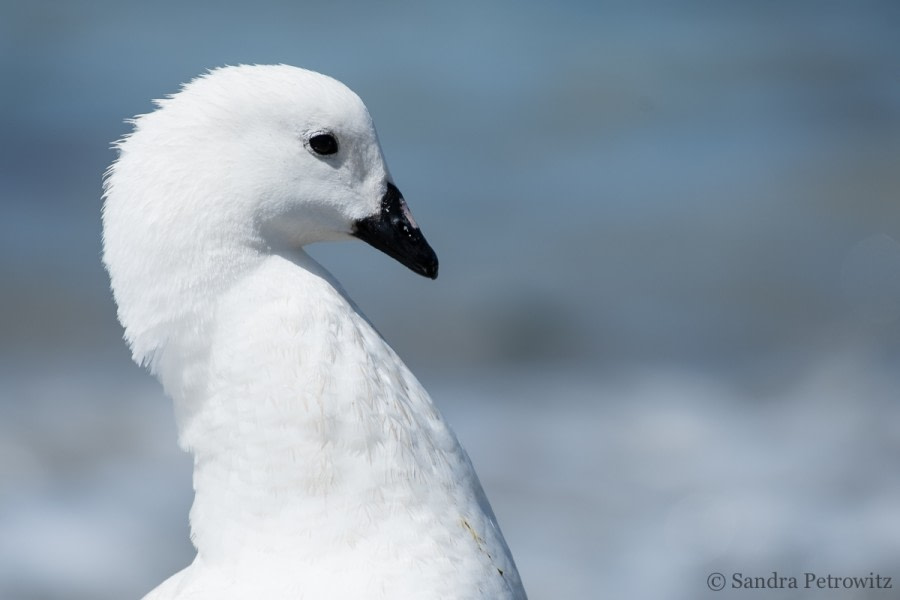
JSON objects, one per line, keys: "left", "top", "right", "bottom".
{"left": 143, "top": 250, "right": 458, "bottom": 561}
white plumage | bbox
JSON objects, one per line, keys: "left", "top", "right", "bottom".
{"left": 102, "top": 65, "right": 526, "bottom": 599}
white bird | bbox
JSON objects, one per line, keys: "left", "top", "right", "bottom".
{"left": 101, "top": 65, "right": 527, "bottom": 599}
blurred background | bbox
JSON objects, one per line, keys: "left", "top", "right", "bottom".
{"left": 2, "top": 1, "right": 900, "bottom": 598}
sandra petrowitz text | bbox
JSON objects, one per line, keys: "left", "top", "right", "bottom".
{"left": 706, "top": 571, "right": 892, "bottom": 591}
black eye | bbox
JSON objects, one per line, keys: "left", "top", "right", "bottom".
{"left": 308, "top": 132, "right": 338, "bottom": 156}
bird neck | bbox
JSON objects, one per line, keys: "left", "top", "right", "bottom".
{"left": 156, "top": 252, "right": 461, "bottom": 561}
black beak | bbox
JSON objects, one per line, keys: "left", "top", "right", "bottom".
{"left": 352, "top": 183, "right": 439, "bottom": 279}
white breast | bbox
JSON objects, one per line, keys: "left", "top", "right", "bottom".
{"left": 143, "top": 253, "right": 524, "bottom": 599}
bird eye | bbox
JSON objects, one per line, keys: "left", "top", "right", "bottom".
{"left": 308, "top": 132, "right": 339, "bottom": 156}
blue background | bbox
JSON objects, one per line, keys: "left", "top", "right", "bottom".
{"left": 1, "top": 1, "right": 899, "bottom": 598}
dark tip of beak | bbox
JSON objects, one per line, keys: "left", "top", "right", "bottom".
{"left": 352, "top": 183, "right": 439, "bottom": 279}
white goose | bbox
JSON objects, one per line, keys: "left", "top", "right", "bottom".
{"left": 102, "top": 65, "right": 526, "bottom": 599}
